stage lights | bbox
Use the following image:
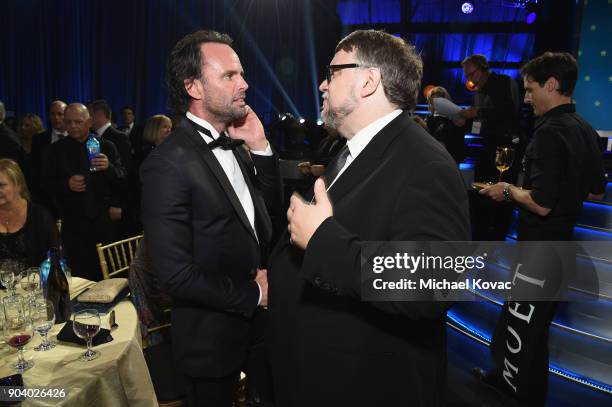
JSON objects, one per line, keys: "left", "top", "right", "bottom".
{"left": 461, "top": 2, "right": 475, "bottom": 14}
{"left": 525, "top": 2, "right": 538, "bottom": 25}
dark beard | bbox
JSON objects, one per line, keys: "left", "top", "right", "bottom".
{"left": 210, "top": 103, "right": 247, "bottom": 125}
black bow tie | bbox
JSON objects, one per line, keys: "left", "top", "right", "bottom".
{"left": 208, "top": 132, "right": 245, "bottom": 150}
{"left": 187, "top": 118, "right": 244, "bottom": 151}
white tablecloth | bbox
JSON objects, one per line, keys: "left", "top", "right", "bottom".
{"left": 1, "top": 278, "right": 158, "bottom": 406}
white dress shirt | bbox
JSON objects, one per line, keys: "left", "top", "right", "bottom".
{"left": 51, "top": 128, "right": 68, "bottom": 144}
{"left": 186, "top": 112, "right": 272, "bottom": 305}
{"left": 96, "top": 122, "right": 112, "bottom": 137}
{"left": 327, "top": 109, "right": 402, "bottom": 189}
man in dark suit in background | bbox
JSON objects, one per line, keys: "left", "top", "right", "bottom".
{"left": 118, "top": 105, "right": 145, "bottom": 156}
{"left": 43, "top": 103, "right": 125, "bottom": 281}
{"left": 141, "top": 30, "right": 280, "bottom": 406}
{"left": 89, "top": 99, "right": 135, "bottom": 235}
{"left": 33, "top": 100, "right": 68, "bottom": 149}
{"left": 31, "top": 100, "right": 67, "bottom": 216}
{"left": 267, "top": 30, "right": 471, "bottom": 407}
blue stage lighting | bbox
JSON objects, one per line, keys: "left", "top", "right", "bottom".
{"left": 526, "top": 11, "right": 537, "bottom": 24}
{"left": 461, "top": 2, "right": 475, "bottom": 14}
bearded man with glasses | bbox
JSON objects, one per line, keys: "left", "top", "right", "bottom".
{"left": 267, "top": 30, "right": 470, "bottom": 407}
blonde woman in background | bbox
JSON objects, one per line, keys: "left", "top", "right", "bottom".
{"left": 17, "top": 113, "right": 45, "bottom": 154}
{"left": 0, "top": 159, "right": 58, "bottom": 266}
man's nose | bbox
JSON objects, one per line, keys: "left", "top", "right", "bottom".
{"left": 319, "top": 79, "right": 328, "bottom": 92}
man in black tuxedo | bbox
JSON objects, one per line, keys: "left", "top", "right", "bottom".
{"left": 31, "top": 100, "right": 67, "bottom": 215}
{"left": 267, "top": 30, "right": 471, "bottom": 407}
{"left": 140, "top": 30, "right": 280, "bottom": 406}
{"left": 89, "top": 99, "right": 135, "bottom": 235}
{"left": 118, "top": 106, "right": 143, "bottom": 147}
{"left": 33, "top": 100, "right": 68, "bottom": 150}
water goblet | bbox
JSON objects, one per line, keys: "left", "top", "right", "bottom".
{"left": 31, "top": 300, "right": 56, "bottom": 352}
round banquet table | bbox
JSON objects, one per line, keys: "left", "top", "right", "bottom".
{"left": 0, "top": 277, "right": 158, "bottom": 407}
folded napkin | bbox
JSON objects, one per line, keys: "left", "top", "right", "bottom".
{"left": 56, "top": 320, "right": 113, "bottom": 346}
{"left": 77, "top": 278, "right": 128, "bottom": 303}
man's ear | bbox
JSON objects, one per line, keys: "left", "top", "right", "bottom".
{"left": 360, "top": 67, "right": 382, "bottom": 98}
{"left": 185, "top": 78, "right": 203, "bottom": 100}
{"left": 545, "top": 77, "right": 559, "bottom": 93}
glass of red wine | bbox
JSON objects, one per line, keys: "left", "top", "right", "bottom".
{"left": 73, "top": 309, "right": 101, "bottom": 361}
{"left": 2, "top": 295, "right": 34, "bottom": 372}
{"left": 21, "top": 267, "right": 40, "bottom": 297}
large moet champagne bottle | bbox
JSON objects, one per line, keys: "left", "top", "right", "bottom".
{"left": 46, "top": 247, "right": 72, "bottom": 323}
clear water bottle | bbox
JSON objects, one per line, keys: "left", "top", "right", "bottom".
{"left": 86, "top": 134, "right": 101, "bottom": 171}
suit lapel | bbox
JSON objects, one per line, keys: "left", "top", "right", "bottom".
{"left": 233, "top": 147, "right": 273, "bottom": 244}
{"left": 275, "top": 112, "right": 410, "bottom": 256}
{"left": 178, "top": 121, "right": 259, "bottom": 243}
{"left": 320, "top": 111, "right": 409, "bottom": 205}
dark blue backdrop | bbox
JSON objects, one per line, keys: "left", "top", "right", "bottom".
{"left": 0, "top": 0, "right": 340, "bottom": 126}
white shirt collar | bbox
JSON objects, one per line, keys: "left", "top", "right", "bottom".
{"left": 186, "top": 111, "right": 220, "bottom": 141}
{"left": 345, "top": 109, "right": 402, "bottom": 160}
{"left": 96, "top": 122, "right": 112, "bottom": 137}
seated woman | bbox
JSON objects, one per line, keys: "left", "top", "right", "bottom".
{"left": 425, "top": 86, "right": 466, "bottom": 165}
{"left": 0, "top": 159, "right": 58, "bottom": 266}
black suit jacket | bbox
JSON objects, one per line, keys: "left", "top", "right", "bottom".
{"left": 101, "top": 126, "right": 132, "bottom": 167}
{"left": 267, "top": 112, "right": 471, "bottom": 407}
{"left": 30, "top": 130, "right": 55, "bottom": 208}
{"left": 140, "top": 118, "right": 280, "bottom": 378}
{"left": 42, "top": 136, "right": 126, "bottom": 220}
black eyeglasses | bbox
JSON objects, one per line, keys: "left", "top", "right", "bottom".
{"left": 325, "top": 63, "right": 363, "bottom": 83}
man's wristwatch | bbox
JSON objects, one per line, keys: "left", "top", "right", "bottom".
{"left": 503, "top": 183, "right": 512, "bottom": 202}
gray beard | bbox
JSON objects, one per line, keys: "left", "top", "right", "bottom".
{"left": 321, "top": 93, "right": 358, "bottom": 131}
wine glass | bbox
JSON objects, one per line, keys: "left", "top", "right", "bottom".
{"left": 31, "top": 300, "right": 56, "bottom": 352}
{"left": 495, "top": 147, "right": 515, "bottom": 182}
{"left": 2, "top": 295, "right": 34, "bottom": 372}
{"left": 73, "top": 309, "right": 101, "bottom": 361}
{"left": 20, "top": 267, "right": 40, "bottom": 295}
{"left": 0, "top": 268, "right": 15, "bottom": 295}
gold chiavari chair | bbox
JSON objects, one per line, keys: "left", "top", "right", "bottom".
{"left": 96, "top": 235, "right": 144, "bottom": 280}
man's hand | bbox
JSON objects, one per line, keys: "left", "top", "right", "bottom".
{"left": 310, "top": 165, "right": 325, "bottom": 177}
{"left": 287, "top": 178, "right": 333, "bottom": 250}
{"left": 480, "top": 182, "right": 506, "bottom": 202}
{"left": 254, "top": 268, "right": 268, "bottom": 307}
{"left": 459, "top": 106, "right": 479, "bottom": 119}
{"left": 228, "top": 105, "right": 268, "bottom": 151}
{"left": 109, "top": 207, "right": 122, "bottom": 221}
{"left": 68, "top": 175, "right": 86, "bottom": 192}
{"left": 91, "top": 153, "right": 110, "bottom": 171}
{"left": 297, "top": 161, "right": 312, "bottom": 175}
